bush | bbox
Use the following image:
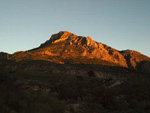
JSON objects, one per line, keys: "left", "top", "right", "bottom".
{"left": 0, "top": 68, "right": 66, "bottom": 113}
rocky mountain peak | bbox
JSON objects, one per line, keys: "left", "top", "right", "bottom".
{"left": 40, "top": 31, "right": 99, "bottom": 49}
{"left": 33, "top": 31, "right": 128, "bottom": 67}
{"left": 8, "top": 31, "right": 150, "bottom": 70}
{"left": 40, "top": 31, "right": 77, "bottom": 47}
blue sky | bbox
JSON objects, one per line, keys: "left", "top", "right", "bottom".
{"left": 0, "top": 0, "right": 150, "bottom": 57}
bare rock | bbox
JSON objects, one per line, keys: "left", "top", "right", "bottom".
{"left": 86, "top": 36, "right": 92, "bottom": 46}
{"left": 120, "top": 50, "right": 150, "bottom": 68}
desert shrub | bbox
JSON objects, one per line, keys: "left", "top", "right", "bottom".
{"left": 91, "top": 87, "right": 117, "bottom": 109}
{"left": 87, "top": 70, "right": 96, "bottom": 77}
{"left": 80, "top": 103, "right": 104, "bottom": 113}
{"left": 0, "top": 68, "right": 66, "bottom": 113}
{"left": 25, "top": 92, "right": 65, "bottom": 113}
{"left": 52, "top": 82, "right": 84, "bottom": 100}
{"left": 110, "top": 76, "right": 150, "bottom": 112}
{"left": 117, "top": 77, "right": 150, "bottom": 102}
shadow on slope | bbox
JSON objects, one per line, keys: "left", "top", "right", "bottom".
{"left": 0, "top": 59, "right": 150, "bottom": 113}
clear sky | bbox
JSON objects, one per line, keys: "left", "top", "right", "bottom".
{"left": 0, "top": 0, "right": 150, "bottom": 57}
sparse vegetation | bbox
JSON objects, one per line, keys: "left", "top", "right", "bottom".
{"left": 0, "top": 59, "right": 150, "bottom": 113}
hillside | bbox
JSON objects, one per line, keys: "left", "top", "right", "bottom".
{"left": 0, "top": 59, "right": 150, "bottom": 113}
{"left": 0, "top": 31, "right": 150, "bottom": 112}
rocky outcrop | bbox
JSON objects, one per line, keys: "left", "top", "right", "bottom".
{"left": 120, "top": 50, "right": 150, "bottom": 69}
{"left": 41, "top": 50, "right": 59, "bottom": 56}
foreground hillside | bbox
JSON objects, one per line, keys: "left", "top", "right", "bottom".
{"left": 0, "top": 59, "right": 150, "bottom": 113}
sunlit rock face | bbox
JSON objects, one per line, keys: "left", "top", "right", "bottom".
{"left": 9, "top": 31, "right": 150, "bottom": 68}
{"left": 120, "top": 50, "right": 150, "bottom": 68}
{"left": 41, "top": 31, "right": 128, "bottom": 67}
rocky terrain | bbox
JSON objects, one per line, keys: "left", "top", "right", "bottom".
{"left": 7, "top": 31, "right": 150, "bottom": 70}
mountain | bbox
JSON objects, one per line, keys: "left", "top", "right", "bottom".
{"left": 1, "top": 31, "right": 150, "bottom": 113}
{"left": 8, "top": 31, "right": 150, "bottom": 69}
